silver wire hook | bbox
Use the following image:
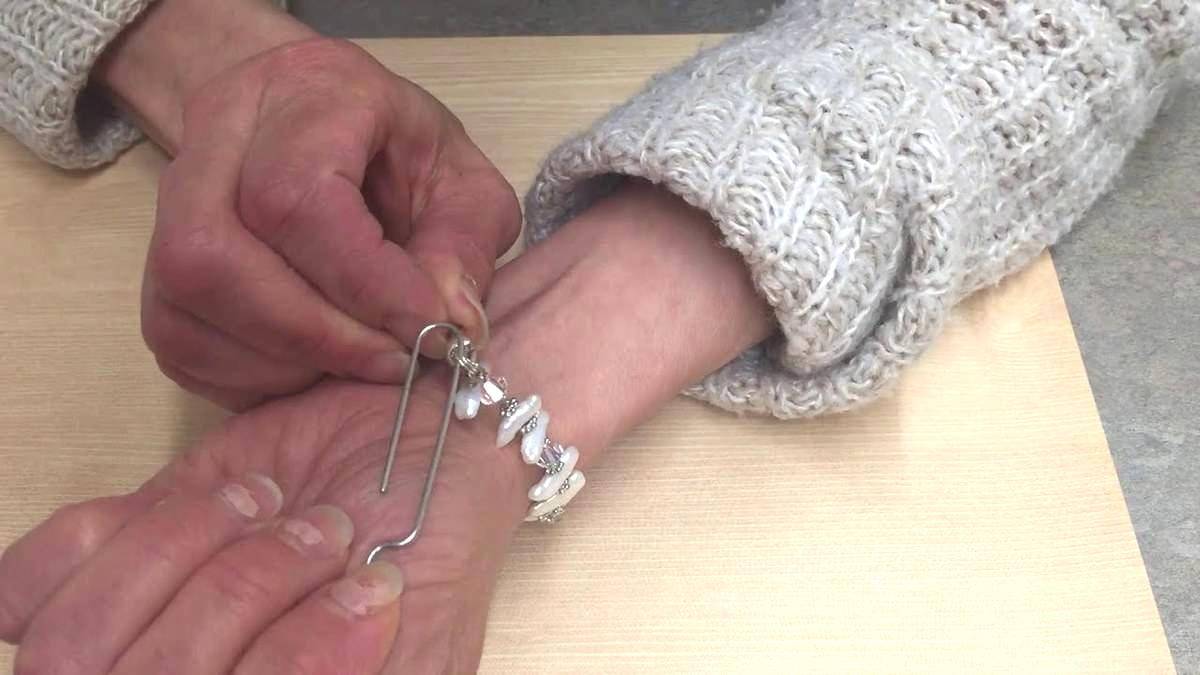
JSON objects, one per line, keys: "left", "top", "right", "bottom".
{"left": 367, "top": 322, "right": 466, "bottom": 564}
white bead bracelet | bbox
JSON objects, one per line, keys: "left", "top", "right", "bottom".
{"left": 367, "top": 323, "right": 586, "bottom": 564}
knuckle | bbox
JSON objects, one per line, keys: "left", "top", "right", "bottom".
{"left": 148, "top": 225, "right": 229, "bottom": 306}
{"left": 487, "top": 174, "right": 522, "bottom": 232}
{"left": 0, "top": 608, "right": 17, "bottom": 645}
{"left": 45, "top": 502, "right": 114, "bottom": 562}
{"left": 153, "top": 356, "right": 188, "bottom": 387}
{"left": 334, "top": 249, "right": 380, "bottom": 313}
{"left": 238, "top": 171, "right": 321, "bottom": 246}
{"left": 278, "top": 321, "right": 339, "bottom": 367}
{"left": 0, "top": 583, "right": 23, "bottom": 643}
{"left": 267, "top": 36, "right": 363, "bottom": 73}
{"left": 141, "top": 311, "right": 213, "bottom": 379}
{"left": 13, "top": 645, "right": 49, "bottom": 675}
{"left": 438, "top": 104, "right": 467, "bottom": 134}
{"left": 240, "top": 648, "right": 327, "bottom": 675}
{"left": 456, "top": 169, "right": 522, "bottom": 256}
{"left": 480, "top": 168, "right": 520, "bottom": 208}
{"left": 153, "top": 355, "right": 199, "bottom": 394}
{"left": 259, "top": 40, "right": 390, "bottom": 113}
{"left": 129, "top": 527, "right": 190, "bottom": 573}
{"left": 255, "top": 39, "right": 389, "bottom": 111}
{"left": 196, "top": 554, "right": 278, "bottom": 620}
{"left": 139, "top": 304, "right": 176, "bottom": 355}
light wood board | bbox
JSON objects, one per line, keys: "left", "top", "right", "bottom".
{"left": 0, "top": 35, "right": 1172, "bottom": 673}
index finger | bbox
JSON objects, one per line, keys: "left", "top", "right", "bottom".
{"left": 153, "top": 91, "right": 412, "bottom": 383}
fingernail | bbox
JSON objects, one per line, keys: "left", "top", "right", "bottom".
{"left": 457, "top": 276, "right": 489, "bottom": 347}
{"left": 329, "top": 562, "right": 405, "bottom": 616}
{"left": 218, "top": 473, "right": 283, "bottom": 520}
{"left": 363, "top": 350, "right": 412, "bottom": 383}
{"left": 278, "top": 505, "right": 354, "bottom": 557}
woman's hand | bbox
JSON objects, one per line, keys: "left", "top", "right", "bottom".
{"left": 99, "top": 0, "right": 521, "bottom": 411}
{"left": 0, "top": 378, "right": 528, "bottom": 673}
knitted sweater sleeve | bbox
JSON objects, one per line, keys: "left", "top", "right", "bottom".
{"left": 524, "top": 0, "right": 1199, "bottom": 419}
{"left": 1, "top": 0, "right": 153, "bottom": 169}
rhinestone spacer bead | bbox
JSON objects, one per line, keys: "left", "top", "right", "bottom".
{"left": 499, "top": 397, "right": 520, "bottom": 417}
{"left": 557, "top": 475, "right": 574, "bottom": 495}
{"left": 538, "top": 507, "right": 566, "bottom": 524}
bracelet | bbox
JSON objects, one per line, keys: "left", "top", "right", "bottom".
{"left": 448, "top": 343, "right": 587, "bottom": 523}
{"left": 367, "top": 323, "right": 586, "bottom": 564}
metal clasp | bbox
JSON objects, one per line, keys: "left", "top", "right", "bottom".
{"left": 367, "top": 322, "right": 468, "bottom": 564}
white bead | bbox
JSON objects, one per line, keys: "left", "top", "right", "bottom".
{"left": 497, "top": 395, "right": 540, "bottom": 447}
{"left": 480, "top": 379, "right": 506, "bottom": 405}
{"left": 528, "top": 446, "right": 578, "bottom": 501}
{"left": 453, "top": 384, "right": 481, "bottom": 420}
{"left": 520, "top": 411, "right": 550, "bottom": 464}
{"left": 525, "top": 470, "right": 586, "bottom": 521}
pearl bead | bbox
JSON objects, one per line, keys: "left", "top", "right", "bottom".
{"left": 520, "top": 411, "right": 550, "bottom": 464}
{"left": 525, "top": 470, "right": 586, "bottom": 521}
{"left": 453, "top": 383, "right": 481, "bottom": 420}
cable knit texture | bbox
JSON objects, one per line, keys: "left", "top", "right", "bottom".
{"left": 526, "top": 0, "right": 1199, "bottom": 419}
{"left": 0, "top": 0, "right": 289, "bottom": 168}
{"left": 0, "top": 0, "right": 154, "bottom": 168}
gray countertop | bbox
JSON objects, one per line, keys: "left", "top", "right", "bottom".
{"left": 1055, "top": 87, "right": 1199, "bottom": 671}
{"left": 294, "top": 1, "right": 1199, "bottom": 668}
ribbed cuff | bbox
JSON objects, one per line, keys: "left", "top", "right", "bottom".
{"left": 524, "top": 22, "right": 970, "bottom": 419}
{"left": 0, "top": 0, "right": 156, "bottom": 168}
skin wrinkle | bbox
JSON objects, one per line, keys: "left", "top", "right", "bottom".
{"left": 362, "top": 152, "right": 415, "bottom": 239}
{"left": 280, "top": 379, "right": 522, "bottom": 554}
{"left": 404, "top": 98, "right": 452, "bottom": 228}
{"left": 285, "top": 392, "right": 392, "bottom": 511}
{"left": 152, "top": 296, "right": 313, "bottom": 394}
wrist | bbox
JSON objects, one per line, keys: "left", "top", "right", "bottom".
{"left": 480, "top": 181, "right": 773, "bottom": 516}
{"left": 94, "top": 0, "right": 316, "bottom": 152}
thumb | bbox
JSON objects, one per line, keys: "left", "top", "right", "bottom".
{"left": 405, "top": 162, "right": 522, "bottom": 348}
{"left": 410, "top": 247, "right": 490, "bottom": 349}
{"left": 233, "top": 561, "right": 404, "bottom": 674}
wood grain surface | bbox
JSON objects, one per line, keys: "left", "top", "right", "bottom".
{"left": 0, "top": 35, "right": 1172, "bottom": 673}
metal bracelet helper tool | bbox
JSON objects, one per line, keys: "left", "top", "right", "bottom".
{"left": 366, "top": 322, "right": 587, "bottom": 564}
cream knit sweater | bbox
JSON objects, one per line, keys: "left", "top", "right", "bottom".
{"left": 3, "top": 0, "right": 1197, "bottom": 418}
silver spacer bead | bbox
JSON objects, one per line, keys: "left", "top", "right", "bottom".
{"left": 557, "top": 475, "right": 574, "bottom": 495}
{"left": 499, "top": 397, "right": 520, "bottom": 417}
{"left": 537, "top": 507, "right": 566, "bottom": 524}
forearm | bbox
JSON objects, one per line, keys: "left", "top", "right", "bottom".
{"left": 94, "top": 0, "right": 315, "bottom": 152}
{"left": 524, "top": 0, "right": 1197, "bottom": 420}
{"left": 477, "top": 181, "right": 774, "bottom": 515}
